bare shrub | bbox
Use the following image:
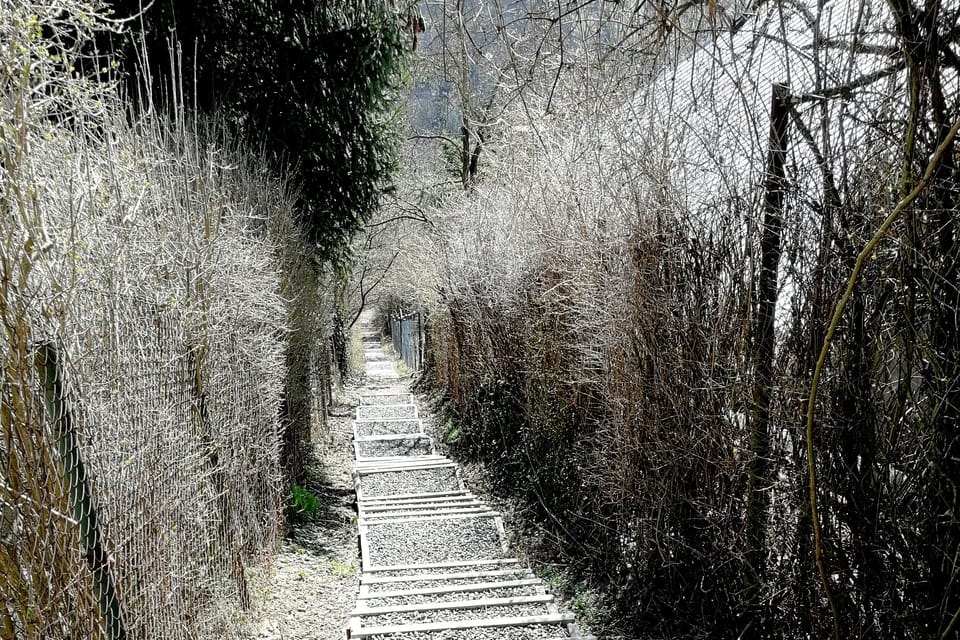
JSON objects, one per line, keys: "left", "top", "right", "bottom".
{"left": 1, "top": 3, "right": 302, "bottom": 637}
{"left": 383, "top": 0, "right": 960, "bottom": 637}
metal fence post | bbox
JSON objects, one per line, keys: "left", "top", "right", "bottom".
{"left": 35, "top": 341, "right": 127, "bottom": 640}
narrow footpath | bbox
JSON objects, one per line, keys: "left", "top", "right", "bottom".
{"left": 347, "top": 327, "right": 594, "bottom": 639}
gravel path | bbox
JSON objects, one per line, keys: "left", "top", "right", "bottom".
{"left": 348, "top": 320, "right": 586, "bottom": 640}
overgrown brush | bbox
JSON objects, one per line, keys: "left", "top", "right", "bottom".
{"left": 382, "top": 1, "right": 960, "bottom": 637}
{"left": 0, "top": 2, "right": 312, "bottom": 638}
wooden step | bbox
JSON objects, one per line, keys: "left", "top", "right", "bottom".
{"left": 353, "top": 594, "right": 554, "bottom": 615}
{"left": 356, "top": 461, "right": 456, "bottom": 474}
{"left": 363, "top": 558, "right": 520, "bottom": 574}
{"left": 357, "top": 578, "right": 542, "bottom": 599}
{"left": 360, "top": 490, "right": 470, "bottom": 503}
{"left": 349, "top": 613, "right": 576, "bottom": 638}
{"left": 355, "top": 433, "right": 433, "bottom": 442}
{"left": 359, "top": 499, "right": 483, "bottom": 512}
{"left": 361, "top": 510, "right": 500, "bottom": 525}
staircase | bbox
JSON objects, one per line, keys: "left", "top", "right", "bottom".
{"left": 347, "top": 330, "right": 594, "bottom": 639}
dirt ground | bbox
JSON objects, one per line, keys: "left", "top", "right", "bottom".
{"left": 238, "top": 401, "right": 360, "bottom": 640}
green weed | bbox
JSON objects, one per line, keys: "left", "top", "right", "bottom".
{"left": 289, "top": 485, "right": 320, "bottom": 521}
{"left": 442, "top": 418, "right": 461, "bottom": 444}
{"left": 328, "top": 558, "right": 357, "bottom": 577}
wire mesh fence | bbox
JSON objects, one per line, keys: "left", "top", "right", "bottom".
{"left": 390, "top": 312, "right": 422, "bottom": 372}
{"left": 2, "top": 288, "right": 286, "bottom": 640}
{"left": 391, "top": 1, "right": 960, "bottom": 636}
{"left": 0, "top": 5, "right": 296, "bottom": 635}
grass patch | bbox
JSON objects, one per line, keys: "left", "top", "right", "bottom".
{"left": 535, "top": 565, "right": 608, "bottom": 631}
{"left": 394, "top": 359, "right": 411, "bottom": 376}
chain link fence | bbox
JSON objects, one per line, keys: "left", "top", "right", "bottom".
{"left": 0, "top": 5, "right": 296, "bottom": 636}
{"left": 390, "top": 312, "right": 422, "bottom": 372}
{"left": 2, "top": 290, "right": 287, "bottom": 639}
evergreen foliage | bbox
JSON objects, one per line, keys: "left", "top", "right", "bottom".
{"left": 109, "top": 0, "right": 408, "bottom": 256}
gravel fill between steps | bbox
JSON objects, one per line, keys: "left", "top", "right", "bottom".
{"left": 358, "top": 438, "right": 434, "bottom": 458}
{"left": 362, "top": 394, "right": 413, "bottom": 405}
{"left": 358, "top": 405, "right": 418, "bottom": 419}
{"left": 365, "top": 517, "right": 506, "bottom": 565}
{"left": 366, "top": 572, "right": 531, "bottom": 591}
{"left": 363, "top": 623, "right": 569, "bottom": 640}
{"left": 360, "top": 468, "right": 460, "bottom": 496}
{"left": 361, "top": 603, "right": 551, "bottom": 626}
{"left": 357, "top": 420, "right": 422, "bottom": 436}
{"left": 364, "top": 585, "right": 540, "bottom": 606}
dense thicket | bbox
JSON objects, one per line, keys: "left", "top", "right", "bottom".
{"left": 380, "top": 0, "right": 960, "bottom": 637}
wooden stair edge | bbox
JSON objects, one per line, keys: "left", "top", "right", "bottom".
{"left": 360, "top": 510, "right": 501, "bottom": 525}
{"left": 360, "top": 568, "right": 534, "bottom": 585}
{"left": 357, "top": 577, "right": 542, "bottom": 599}
{"left": 363, "top": 557, "right": 520, "bottom": 573}
{"left": 350, "top": 613, "right": 576, "bottom": 637}
{"left": 352, "top": 593, "right": 554, "bottom": 615}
